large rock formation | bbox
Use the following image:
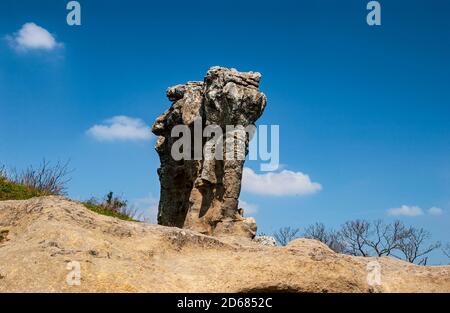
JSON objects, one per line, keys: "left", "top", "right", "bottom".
{"left": 1, "top": 196, "right": 449, "bottom": 292}
{"left": 152, "top": 66, "right": 267, "bottom": 238}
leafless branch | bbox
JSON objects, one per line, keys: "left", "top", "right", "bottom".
{"left": 364, "top": 220, "right": 409, "bottom": 257}
{"left": 340, "top": 220, "right": 371, "bottom": 257}
{"left": 11, "top": 159, "right": 72, "bottom": 195}
{"left": 398, "top": 227, "right": 441, "bottom": 265}
{"left": 443, "top": 243, "right": 450, "bottom": 261}
{"left": 273, "top": 226, "right": 300, "bottom": 246}
{"left": 302, "top": 222, "right": 346, "bottom": 253}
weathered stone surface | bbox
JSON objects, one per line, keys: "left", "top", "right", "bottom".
{"left": 152, "top": 66, "right": 267, "bottom": 238}
{"left": 254, "top": 235, "right": 277, "bottom": 247}
{"left": 0, "top": 196, "right": 449, "bottom": 292}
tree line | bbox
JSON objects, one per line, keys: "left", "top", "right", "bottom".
{"left": 272, "top": 220, "right": 448, "bottom": 265}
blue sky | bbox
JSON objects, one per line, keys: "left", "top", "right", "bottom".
{"left": 0, "top": 0, "right": 449, "bottom": 263}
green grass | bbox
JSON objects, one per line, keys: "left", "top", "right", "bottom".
{"left": 81, "top": 202, "right": 136, "bottom": 221}
{"left": 0, "top": 177, "right": 43, "bottom": 201}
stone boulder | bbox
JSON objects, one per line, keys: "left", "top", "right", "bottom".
{"left": 152, "top": 66, "right": 267, "bottom": 238}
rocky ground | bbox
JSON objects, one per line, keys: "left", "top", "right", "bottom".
{"left": 0, "top": 196, "right": 449, "bottom": 292}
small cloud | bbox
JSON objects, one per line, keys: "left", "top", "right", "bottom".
{"left": 6, "top": 22, "right": 63, "bottom": 51}
{"left": 387, "top": 205, "right": 423, "bottom": 217}
{"left": 238, "top": 200, "right": 258, "bottom": 215}
{"left": 87, "top": 116, "right": 152, "bottom": 142}
{"left": 242, "top": 167, "right": 322, "bottom": 196}
{"left": 387, "top": 205, "right": 444, "bottom": 217}
{"left": 428, "top": 207, "right": 443, "bottom": 216}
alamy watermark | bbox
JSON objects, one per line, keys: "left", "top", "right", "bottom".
{"left": 367, "top": 1, "right": 381, "bottom": 26}
{"left": 66, "top": 1, "right": 381, "bottom": 27}
{"left": 66, "top": 1, "right": 81, "bottom": 26}
{"left": 66, "top": 261, "right": 81, "bottom": 286}
{"left": 170, "top": 118, "right": 279, "bottom": 172}
{"left": 366, "top": 261, "right": 382, "bottom": 288}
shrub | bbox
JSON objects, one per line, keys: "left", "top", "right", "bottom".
{"left": 0, "top": 160, "right": 71, "bottom": 200}
{"left": 10, "top": 160, "right": 72, "bottom": 195}
{"left": 82, "top": 192, "right": 138, "bottom": 222}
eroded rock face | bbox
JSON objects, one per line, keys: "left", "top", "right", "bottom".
{"left": 152, "top": 67, "right": 267, "bottom": 238}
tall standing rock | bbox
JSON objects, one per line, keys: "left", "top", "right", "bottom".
{"left": 152, "top": 67, "right": 267, "bottom": 238}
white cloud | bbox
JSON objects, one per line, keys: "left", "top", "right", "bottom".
{"left": 242, "top": 167, "right": 322, "bottom": 196}
{"left": 238, "top": 200, "right": 258, "bottom": 215}
{"left": 388, "top": 205, "right": 423, "bottom": 217}
{"left": 387, "top": 205, "right": 445, "bottom": 217}
{"left": 7, "top": 22, "right": 62, "bottom": 51}
{"left": 428, "top": 207, "right": 443, "bottom": 216}
{"left": 87, "top": 116, "right": 152, "bottom": 142}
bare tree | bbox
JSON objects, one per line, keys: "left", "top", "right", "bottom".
{"left": 364, "top": 220, "right": 410, "bottom": 257}
{"left": 340, "top": 220, "right": 371, "bottom": 257}
{"left": 303, "top": 222, "right": 328, "bottom": 242}
{"left": 328, "top": 230, "right": 347, "bottom": 254}
{"left": 398, "top": 227, "right": 441, "bottom": 265}
{"left": 303, "top": 222, "right": 346, "bottom": 253}
{"left": 273, "top": 226, "right": 300, "bottom": 246}
{"left": 303, "top": 220, "right": 419, "bottom": 257}
{"left": 291, "top": 219, "right": 441, "bottom": 264}
{"left": 443, "top": 243, "right": 450, "bottom": 261}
